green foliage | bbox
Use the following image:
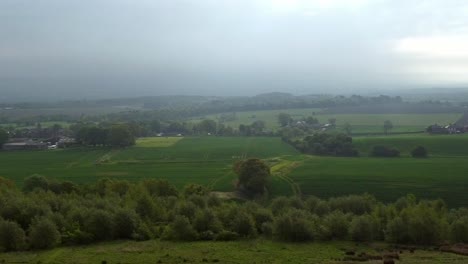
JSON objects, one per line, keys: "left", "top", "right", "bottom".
{"left": 107, "top": 124, "right": 135, "bottom": 147}
{"left": 277, "top": 113, "right": 293, "bottom": 127}
{"left": 302, "top": 133, "right": 359, "bottom": 157}
{"left": 0, "top": 220, "right": 26, "bottom": 252}
{"left": 384, "top": 120, "right": 393, "bottom": 134}
{"left": 349, "top": 215, "right": 376, "bottom": 242}
{"left": 83, "top": 210, "right": 114, "bottom": 241}
{"left": 29, "top": 217, "right": 61, "bottom": 249}
{"left": 236, "top": 158, "right": 270, "bottom": 196}
{"left": 0, "top": 128, "right": 8, "bottom": 147}
{"left": 163, "top": 216, "right": 198, "bottom": 241}
{"left": 323, "top": 211, "right": 349, "bottom": 240}
{"left": 23, "top": 174, "right": 49, "bottom": 193}
{"left": 230, "top": 211, "right": 257, "bottom": 238}
{"left": 450, "top": 217, "right": 468, "bottom": 243}
{"left": 411, "top": 146, "right": 428, "bottom": 158}
{"left": 113, "top": 209, "right": 138, "bottom": 239}
{"left": 273, "top": 209, "right": 315, "bottom": 242}
{"left": 183, "top": 184, "right": 210, "bottom": 197}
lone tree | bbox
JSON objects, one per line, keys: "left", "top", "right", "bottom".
{"left": 411, "top": 146, "right": 428, "bottom": 158}
{"left": 343, "top": 123, "right": 352, "bottom": 135}
{"left": 277, "top": 113, "right": 293, "bottom": 127}
{"left": 383, "top": 120, "right": 393, "bottom": 135}
{"left": 234, "top": 158, "right": 270, "bottom": 196}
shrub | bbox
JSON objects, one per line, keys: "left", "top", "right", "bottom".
{"left": 193, "top": 209, "right": 222, "bottom": 233}
{"left": 231, "top": 211, "right": 257, "bottom": 238}
{"left": 113, "top": 209, "right": 139, "bottom": 239}
{"left": 385, "top": 216, "right": 410, "bottom": 243}
{"left": 183, "top": 184, "right": 210, "bottom": 197}
{"left": 370, "top": 145, "right": 400, "bottom": 157}
{"left": 83, "top": 210, "right": 114, "bottom": 241}
{"left": 350, "top": 215, "right": 375, "bottom": 242}
{"left": 273, "top": 210, "right": 314, "bottom": 242}
{"left": 323, "top": 211, "right": 349, "bottom": 240}
{"left": 411, "top": 146, "right": 428, "bottom": 158}
{"left": 405, "top": 204, "right": 446, "bottom": 245}
{"left": 251, "top": 209, "right": 273, "bottom": 233}
{"left": 215, "top": 230, "right": 238, "bottom": 241}
{"left": 328, "top": 194, "right": 377, "bottom": 215}
{"left": 0, "top": 220, "right": 26, "bottom": 251}
{"left": 450, "top": 217, "right": 468, "bottom": 243}
{"left": 162, "top": 216, "right": 198, "bottom": 241}
{"left": 29, "top": 217, "right": 61, "bottom": 249}
{"left": 23, "top": 175, "right": 49, "bottom": 193}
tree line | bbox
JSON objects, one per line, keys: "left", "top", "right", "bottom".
{"left": 0, "top": 175, "right": 467, "bottom": 252}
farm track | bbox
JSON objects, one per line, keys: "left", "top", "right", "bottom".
{"left": 271, "top": 160, "right": 302, "bottom": 196}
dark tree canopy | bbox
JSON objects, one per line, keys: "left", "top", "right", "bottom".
{"left": 0, "top": 128, "right": 8, "bottom": 147}
{"left": 235, "top": 158, "right": 270, "bottom": 196}
{"left": 302, "top": 133, "right": 359, "bottom": 157}
{"left": 107, "top": 124, "right": 135, "bottom": 147}
{"left": 411, "top": 146, "right": 428, "bottom": 158}
{"left": 277, "top": 113, "right": 293, "bottom": 127}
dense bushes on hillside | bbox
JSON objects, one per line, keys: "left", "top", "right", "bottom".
{"left": 0, "top": 176, "right": 466, "bottom": 252}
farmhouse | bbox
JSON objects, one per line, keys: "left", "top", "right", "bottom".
{"left": 428, "top": 113, "right": 468, "bottom": 134}
{"left": 2, "top": 140, "right": 48, "bottom": 151}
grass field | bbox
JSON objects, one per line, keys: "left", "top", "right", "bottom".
{"left": 0, "top": 240, "right": 465, "bottom": 264}
{"left": 0, "top": 137, "right": 298, "bottom": 193}
{"left": 1, "top": 134, "right": 468, "bottom": 206}
{"left": 201, "top": 109, "right": 461, "bottom": 134}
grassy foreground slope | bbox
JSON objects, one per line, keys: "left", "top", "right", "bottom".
{"left": 0, "top": 240, "right": 466, "bottom": 264}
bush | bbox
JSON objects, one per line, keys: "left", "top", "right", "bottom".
{"left": 328, "top": 194, "right": 377, "bottom": 215}
{"left": 411, "top": 146, "right": 428, "bottom": 158}
{"left": 0, "top": 220, "right": 26, "bottom": 251}
{"left": 162, "top": 216, "right": 198, "bottom": 241}
{"left": 385, "top": 216, "right": 410, "bottom": 243}
{"left": 350, "top": 215, "right": 375, "bottom": 242}
{"left": 83, "top": 210, "right": 114, "bottom": 241}
{"left": 231, "top": 211, "right": 257, "bottom": 238}
{"left": 450, "top": 217, "right": 468, "bottom": 243}
{"left": 29, "top": 218, "right": 61, "bottom": 249}
{"left": 323, "top": 211, "right": 349, "bottom": 240}
{"left": 113, "top": 209, "right": 139, "bottom": 239}
{"left": 370, "top": 145, "right": 400, "bottom": 157}
{"left": 215, "top": 230, "right": 239, "bottom": 241}
{"left": 193, "top": 209, "right": 222, "bottom": 234}
{"left": 273, "top": 210, "right": 315, "bottom": 242}
{"left": 23, "top": 175, "right": 49, "bottom": 193}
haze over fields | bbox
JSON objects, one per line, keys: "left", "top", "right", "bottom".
{"left": 2, "top": 0, "right": 468, "bottom": 101}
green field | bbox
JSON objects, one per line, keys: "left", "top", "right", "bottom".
{"left": 201, "top": 109, "right": 461, "bottom": 133}
{"left": 0, "top": 137, "right": 298, "bottom": 192}
{"left": 2, "top": 135, "right": 468, "bottom": 206}
{"left": 0, "top": 240, "right": 465, "bottom": 264}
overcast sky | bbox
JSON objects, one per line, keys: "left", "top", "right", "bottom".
{"left": 2, "top": 0, "right": 468, "bottom": 101}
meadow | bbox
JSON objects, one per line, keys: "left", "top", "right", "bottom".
{"left": 1, "top": 135, "right": 468, "bottom": 206}
{"left": 201, "top": 109, "right": 461, "bottom": 134}
{"left": 0, "top": 240, "right": 466, "bottom": 264}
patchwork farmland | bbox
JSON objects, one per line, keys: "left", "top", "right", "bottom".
{"left": 1, "top": 135, "right": 468, "bottom": 206}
